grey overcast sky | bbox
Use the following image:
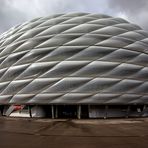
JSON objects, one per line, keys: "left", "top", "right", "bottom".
{"left": 0, "top": 0, "right": 148, "bottom": 33}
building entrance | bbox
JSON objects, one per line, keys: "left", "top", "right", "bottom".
{"left": 57, "top": 105, "right": 77, "bottom": 118}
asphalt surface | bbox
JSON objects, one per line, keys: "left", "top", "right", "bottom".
{"left": 0, "top": 117, "right": 148, "bottom": 148}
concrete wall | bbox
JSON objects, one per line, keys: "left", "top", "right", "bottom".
{"left": 31, "top": 106, "right": 46, "bottom": 118}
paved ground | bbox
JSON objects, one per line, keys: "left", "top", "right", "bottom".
{"left": 0, "top": 117, "right": 148, "bottom": 148}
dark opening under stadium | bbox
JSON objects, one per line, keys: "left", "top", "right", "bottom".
{"left": 0, "top": 13, "right": 148, "bottom": 118}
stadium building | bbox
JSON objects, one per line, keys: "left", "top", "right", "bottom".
{"left": 0, "top": 13, "right": 148, "bottom": 118}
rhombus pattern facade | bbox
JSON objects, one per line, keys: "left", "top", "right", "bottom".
{"left": 0, "top": 13, "right": 148, "bottom": 105}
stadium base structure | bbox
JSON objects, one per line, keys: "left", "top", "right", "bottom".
{"left": 1, "top": 105, "right": 148, "bottom": 118}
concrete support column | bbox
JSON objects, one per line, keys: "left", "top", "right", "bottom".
{"left": 77, "top": 105, "right": 81, "bottom": 119}
{"left": 28, "top": 106, "right": 32, "bottom": 118}
{"left": 88, "top": 105, "right": 90, "bottom": 118}
{"left": 126, "top": 105, "right": 130, "bottom": 118}
{"left": 142, "top": 105, "right": 147, "bottom": 116}
{"left": 104, "top": 105, "right": 108, "bottom": 119}
{"left": 51, "top": 105, "right": 54, "bottom": 119}
{"left": 55, "top": 105, "right": 58, "bottom": 119}
{"left": 143, "top": 105, "right": 147, "bottom": 111}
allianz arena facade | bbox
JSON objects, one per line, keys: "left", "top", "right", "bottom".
{"left": 0, "top": 13, "right": 148, "bottom": 118}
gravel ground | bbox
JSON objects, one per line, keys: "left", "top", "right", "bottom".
{"left": 0, "top": 117, "right": 148, "bottom": 148}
